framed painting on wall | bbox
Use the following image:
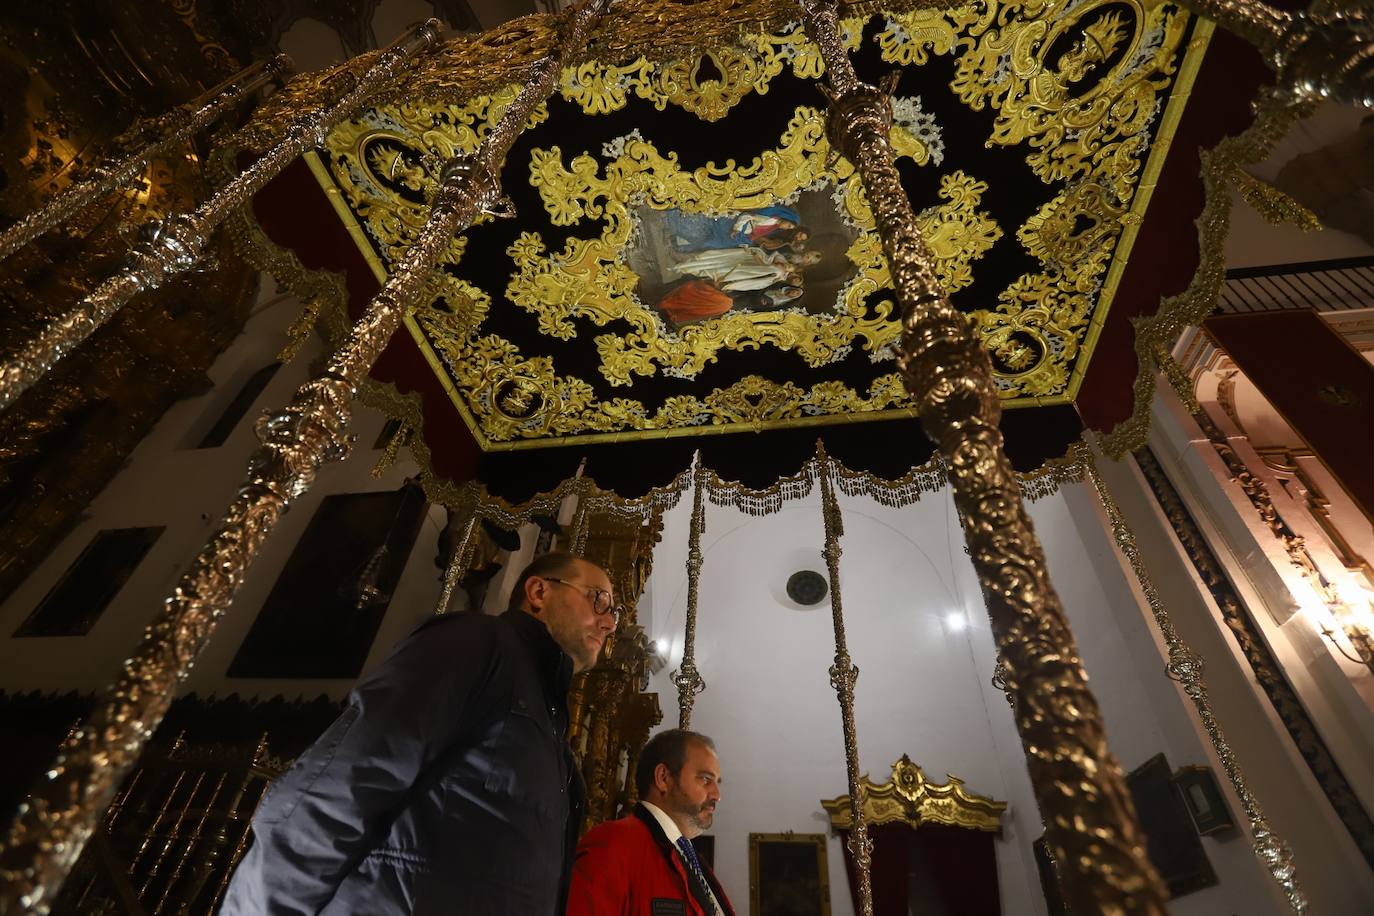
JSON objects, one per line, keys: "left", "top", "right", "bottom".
{"left": 1127, "top": 753, "right": 1219, "bottom": 898}
{"left": 1172, "top": 765, "right": 1236, "bottom": 836}
{"left": 749, "top": 833, "right": 830, "bottom": 916}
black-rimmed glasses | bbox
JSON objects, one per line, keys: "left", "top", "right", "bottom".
{"left": 542, "top": 576, "right": 619, "bottom": 624}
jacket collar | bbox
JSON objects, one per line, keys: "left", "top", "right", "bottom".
{"left": 633, "top": 804, "right": 730, "bottom": 916}
{"left": 502, "top": 609, "right": 574, "bottom": 702}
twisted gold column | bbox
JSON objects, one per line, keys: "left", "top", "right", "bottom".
{"left": 0, "top": 21, "right": 442, "bottom": 415}
{"left": 671, "top": 456, "right": 707, "bottom": 728}
{"left": 798, "top": 1, "right": 1167, "bottom": 911}
{"left": 815, "top": 443, "right": 873, "bottom": 916}
{"left": 1084, "top": 446, "right": 1307, "bottom": 912}
{"left": 1174, "top": 0, "right": 1372, "bottom": 108}
{"left": 0, "top": 56, "right": 292, "bottom": 264}
{"left": 0, "top": 2, "right": 610, "bottom": 910}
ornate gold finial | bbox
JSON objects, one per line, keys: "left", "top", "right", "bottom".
{"left": 821, "top": 755, "right": 1006, "bottom": 834}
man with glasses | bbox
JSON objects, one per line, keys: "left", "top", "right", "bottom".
{"left": 222, "top": 551, "right": 617, "bottom": 916}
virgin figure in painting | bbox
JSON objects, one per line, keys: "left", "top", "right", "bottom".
{"left": 665, "top": 205, "right": 801, "bottom": 252}
{"left": 628, "top": 190, "right": 859, "bottom": 329}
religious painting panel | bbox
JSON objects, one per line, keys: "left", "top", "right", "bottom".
{"left": 749, "top": 832, "right": 831, "bottom": 916}
{"left": 627, "top": 190, "right": 860, "bottom": 329}
{"left": 1126, "top": 753, "right": 1218, "bottom": 898}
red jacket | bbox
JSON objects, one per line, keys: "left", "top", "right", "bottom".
{"left": 567, "top": 805, "right": 736, "bottom": 916}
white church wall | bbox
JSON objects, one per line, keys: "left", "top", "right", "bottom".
{"left": 0, "top": 278, "right": 446, "bottom": 703}
{"left": 1044, "top": 480, "right": 1291, "bottom": 915}
{"left": 642, "top": 471, "right": 1298, "bottom": 916}
{"left": 1134, "top": 385, "right": 1374, "bottom": 913}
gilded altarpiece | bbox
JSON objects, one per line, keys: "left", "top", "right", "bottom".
{"left": 566, "top": 507, "right": 665, "bottom": 829}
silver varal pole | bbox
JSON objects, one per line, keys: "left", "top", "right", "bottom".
{"left": 0, "top": 55, "right": 293, "bottom": 264}
{"left": 0, "top": 2, "right": 611, "bottom": 910}
{"left": 0, "top": 20, "right": 443, "bottom": 414}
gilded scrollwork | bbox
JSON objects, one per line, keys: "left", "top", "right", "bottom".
{"left": 413, "top": 315, "right": 914, "bottom": 441}
{"left": 939, "top": 0, "right": 1188, "bottom": 195}
{"left": 509, "top": 130, "right": 992, "bottom": 383}
{"left": 559, "top": 20, "right": 861, "bottom": 121}
{"left": 305, "top": 3, "right": 1195, "bottom": 447}
{"left": 820, "top": 755, "right": 1007, "bottom": 833}
{"left": 511, "top": 149, "right": 994, "bottom": 384}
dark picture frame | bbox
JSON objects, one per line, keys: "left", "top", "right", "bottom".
{"left": 1172, "top": 765, "right": 1237, "bottom": 836}
{"left": 1126, "top": 753, "right": 1219, "bottom": 898}
{"left": 14, "top": 526, "right": 165, "bottom": 637}
{"left": 749, "top": 833, "right": 831, "bottom": 916}
{"left": 1031, "top": 836, "right": 1071, "bottom": 916}
{"left": 227, "top": 485, "right": 427, "bottom": 679}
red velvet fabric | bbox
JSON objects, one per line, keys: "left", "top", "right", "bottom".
{"left": 840, "top": 823, "right": 1000, "bottom": 915}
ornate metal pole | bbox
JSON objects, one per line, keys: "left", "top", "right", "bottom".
{"left": 815, "top": 443, "right": 873, "bottom": 916}
{"left": 1171, "top": 0, "right": 1372, "bottom": 108}
{"left": 434, "top": 492, "right": 480, "bottom": 615}
{"left": 570, "top": 490, "right": 592, "bottom": 557}
{"left": 0, "top": 55, "right": 293, "bottom": 263}
{"left": 671, "top": 453, "right": 707, "bottom": 728}
{"left": 797, "top": 0, "right": 1169, "bottom": 911}
{"left": 0, "top": 21, "right": 443, "bottom": 415}
{"left": 1083, "top": 446, "right": 1307, "bottom": 912}
{"left": 0, "top": 2, "right": 610, "bottom": 909}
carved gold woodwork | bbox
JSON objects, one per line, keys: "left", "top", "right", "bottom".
{"left": 820, "top": 755, "right": 1006, "bottom": 834}
{"left": 567, "top": 503, "right": 667, "bottom": 829}
{"left": 307, "top": 0, "right": 1195, "bottom": 448}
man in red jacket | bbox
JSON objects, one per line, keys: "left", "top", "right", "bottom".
{"left": 568, "top": 729, "right": 734, "bottom": 916}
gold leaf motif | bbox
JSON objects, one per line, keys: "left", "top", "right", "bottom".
{"left": 308, "top": 6, "right": 1192, "bottom": 445}
{"left": 510, "top": 120, "right": 993, "bottom": 391}
{"left": 947, "top": 0, "right": 1187, "bottom": 195}
{"left": 875, "top": 6, "right": 994, "bottom": 67}
{"left": 420, "top": 313, "right": 917, "bottom": 442}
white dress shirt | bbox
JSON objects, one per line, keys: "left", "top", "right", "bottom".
{"left": 640, "top": 801, "right": 725, "bottom": 916}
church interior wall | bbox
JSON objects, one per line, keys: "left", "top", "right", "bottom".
{"left": 1137, "top": 384, "right": 1374, "bottom": 912}
{"left": 1150, "top": 384, "right": 1374, "bottom": 804}
{"left": 1, "top": 278, "right": 1371, "bottom": 912}
{"left": 639, "top": 466, "right": 1313, "bottom": 914}
{"left": 0, "top": 275, "right": 447, "bottom": 703}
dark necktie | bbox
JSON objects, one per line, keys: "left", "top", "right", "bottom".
{"left": 676, "top": 837, "right": 715, "bottom": 913}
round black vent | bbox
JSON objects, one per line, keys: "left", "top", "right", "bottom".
{"left": 786, "top": 570, "right": 828, "bottom": 606}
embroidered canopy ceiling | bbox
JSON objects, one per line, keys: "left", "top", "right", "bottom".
{"left": 300, "top": 0, "right": 1206, "bottom": 455}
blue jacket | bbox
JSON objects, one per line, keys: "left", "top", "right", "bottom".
{"left": 220, "top": 610, "right": 584, "bottom": 915}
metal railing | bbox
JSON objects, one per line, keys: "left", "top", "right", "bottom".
{"left": 1219, "top": 255, "right": 1374, "bottom": 313}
